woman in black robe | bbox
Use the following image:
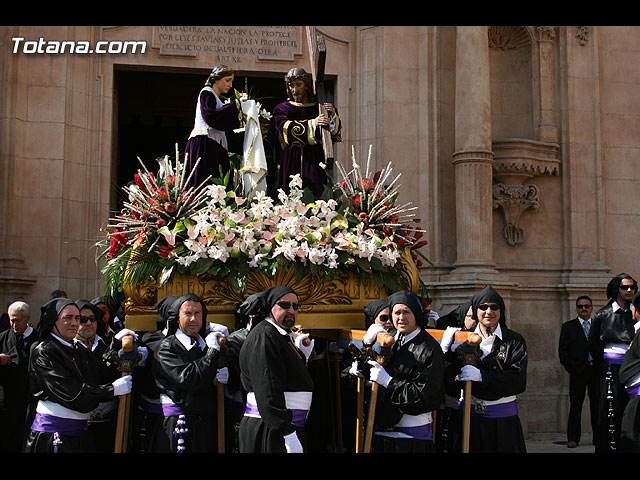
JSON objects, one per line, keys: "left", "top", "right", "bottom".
{"left": 450, "top": 285, "right": 528, "bottom": 453}
{"left": 25, "top": 298, "right": 132, "bottom": 453}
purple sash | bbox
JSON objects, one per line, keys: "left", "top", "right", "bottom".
{"left": 162, "top": 402, "right": 187, "bottom": 417}
{"left": 244, "top": 401, "right": 308, "bottom": 428}
{"left": 31, "top": 412, "right": 88, "bottom": 436}
{"left": 626, "top": 383, "right": 640, "bottom": 398}
{"left": 139, "top": 397, "right": 163, "bottom": 415}
{"left": 375, "top": 422, "right": 433, "bottom": 440}
{"left": 460, "top": 399, "right": 519, "bottom": 418}
{"left": 604, "top": 351, "right": 626, "bottom": 366}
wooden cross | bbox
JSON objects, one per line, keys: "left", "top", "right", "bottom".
{"left": 305, "top": 26, "right": 334, "bottom": 163}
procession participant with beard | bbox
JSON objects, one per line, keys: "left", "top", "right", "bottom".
{"left": 25, "top": 298, "right": 132, "bottom": 453}
{"left": 238, "top": 286, "right": 314, "bottom": 453}
{"left": 151, "top": 294, "right": 227, "bottom": 453}
{"left": 273, "top": 67, "right": 341, "bottom": 197}
{"left": 354, "top": 290, "right": 444, "bottom": 453}
{"left": 451, "top": 285, "right": 528, "bottom": 453}
{"left": 589, "top": 272, "right": 638, "bottom": 452}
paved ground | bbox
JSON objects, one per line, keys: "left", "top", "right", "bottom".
{"left": 525, "top": 433, "right": 594, "bottom": 453}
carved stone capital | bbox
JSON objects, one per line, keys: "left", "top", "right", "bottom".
{"left": 492, "top": 138, "right": 560, "bottom": 184}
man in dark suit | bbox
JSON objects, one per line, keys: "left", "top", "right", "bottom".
{"left": 559, "top": 295, "right": 599, "bottom": 448}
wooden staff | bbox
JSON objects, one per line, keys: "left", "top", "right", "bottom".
{"left": 363, "top": 331, "right": 395, "bottom": 454}
{"left": 217, "top": 335, "right": 227, "bottom": 453}
{"left": 455, "top": 332, "right": 482, "bottom": 454}
{"left": 113, "top": 334, "right": 139, "bottom": 453}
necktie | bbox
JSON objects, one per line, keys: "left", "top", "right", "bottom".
{"left": 16, "top": 334, "right": 24, "bottom": 349}
{"left": 393, "top": 334, "right": 404, "bottom": 353}
{"left": 583, "top": 320, "right": 592, "bottom": 361}
{"left": 583, "top": 319, "right": 590, "bottom": 337}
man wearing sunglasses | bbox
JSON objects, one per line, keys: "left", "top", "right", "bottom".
{"left": 449, "top": 285, "right": 528, "bottom": 453}
{"left": 588, "top": 272, "right": 638, "bottom": 453}
{"left": 239, "top": 286, "right": 314, "bottom": 453}
{"left": 558, "top": 295, "right": 599, "bottom": 448}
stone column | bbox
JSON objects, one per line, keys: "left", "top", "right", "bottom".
{"left": 450, "top": 26, "right": 499, "bottom": 280}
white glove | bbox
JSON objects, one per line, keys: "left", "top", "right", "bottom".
{"left": 283, "top": 431, "right": 303, "bottom": 453}
{"left": 205, "top": 331, "right": 224, "bottom": 351}
{"left": 348, "top": 359, "right": 364, "bottom": 378}
{"left": 208, "top": 323, "right": 229, "bottom": 337}
{"left": 428, "top": 310, "right": 440, "bottom": 322}
{"left": 457, "top": 365, "right": 482, "bottom": 382}
{"left": 368, "top": 360, "right": 392, "bottom": 388}
{"left": 215, "top": 366, "right": 229, "bottom": 385}
{"left": 137, "top": 346, "right": 149, "bottom": 366}
{"left": 363, "top": 323, "right": 386, "bottom": 345}
{"left": 294, "top": 333, "right": 314, "bottom": 361}
{"left": 115, "top": 329, "right": 138, "bottom": 341}
{"left": 112, "top": 374, "right": 132, "bottom": 396}
{"left": 440, "top": 326, "right": 461, "bottom": 353}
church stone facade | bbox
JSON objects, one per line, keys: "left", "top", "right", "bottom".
{"left": 1, "top": 25, "right": 639, "bottom": 437}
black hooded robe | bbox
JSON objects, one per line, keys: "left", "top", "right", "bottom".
{"left": 588, "top": 273, "right": 637, "bottom": 453}
{"left": 25, "top": 299, "right": 118, "bottom": 453}
{"left": 451, "top": 285, "right": 528, "bottom": 453}
{"left": 619, "top": 327, "right": 640, "bottom": 452}
{"left": 237, "top": 286, "right": 314, "bottom": 453}
{"left": 151, "top": 294, "right": 221, "bottom": 453}
{"left": 0, "top": 325, "right": 39, "bottom": 452}
{"left": 370, "top": 290, "right": 445, "bottom": 453}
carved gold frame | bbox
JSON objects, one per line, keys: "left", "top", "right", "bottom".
{"left": 124, "top": 247, "right": 419, "bottom": 331}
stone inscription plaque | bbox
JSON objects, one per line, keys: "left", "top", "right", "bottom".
{"left": 153, "top": 26, "right": 302, "bottom": 63}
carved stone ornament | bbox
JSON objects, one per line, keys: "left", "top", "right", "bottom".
{"left": 493, "top": 183, "right": 540, "bottom": 246}
{"left": 123, "top": 247, "right": 420, "bottom": 332}
{"left": 492, "top": 138, "right": 559, "bottom": 245}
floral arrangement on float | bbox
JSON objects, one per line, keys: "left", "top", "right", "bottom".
{"left": 97, "top": 144, "right": 430, "bottom": 299}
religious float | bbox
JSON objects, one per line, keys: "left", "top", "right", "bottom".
{"left": 97, "top": 145, "right": 429, "bottom": 333}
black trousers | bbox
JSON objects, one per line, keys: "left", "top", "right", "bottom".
{"left": 567, "top": 364, "right": 599, "bottom": 444}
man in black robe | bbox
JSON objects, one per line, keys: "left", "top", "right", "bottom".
{"left": 0, "top": 301, "right": 39, "bottom": 452}
{"left": 451, "top": 285, "right": 528, "bottom": 453}
{"left": 225, "top": 292, "right": 265, "bottom": 452}
{"left": 25, "top": 298, "right": 132, "bottom": 453}
{"left": 618, "top": 291, "right": 640, "bottom": 452}
{"left": 589, "top": 272, "right": 638, "bottom": 452}
{"left": 352, "top": 290, "right": 444, "bottom": 453}
{"left": 75, "top": 299, "right": 125, "bottom": 452}
{"left": 273, "top": 67, "right": 341, "bottom": 197}
{"left": 131, "top": 295, "right": 175, "bottom": 453}
{"left": 151, "top": 293, "right": 227, "bottom": 453}
{"left": 238, "top": 285, "right": 314, "bottom": 453}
